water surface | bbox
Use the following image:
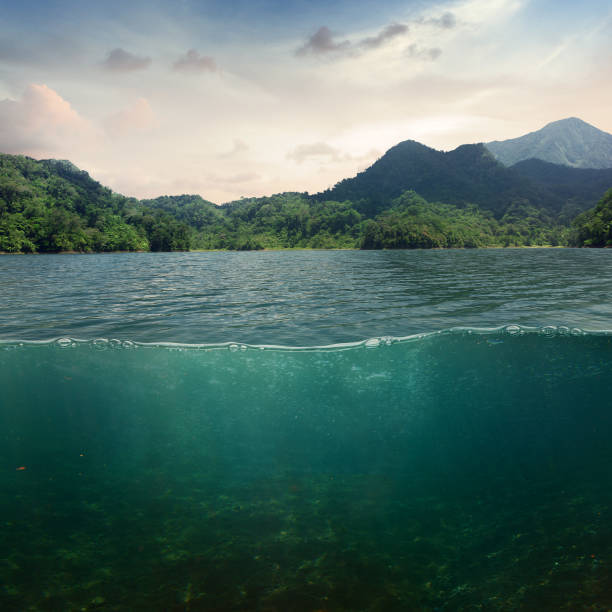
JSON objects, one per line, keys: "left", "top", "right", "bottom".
{"left": 2, "top": 249, "right": 612, "bottom": 344}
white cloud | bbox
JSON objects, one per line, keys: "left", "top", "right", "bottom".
{"left": 0, "top": 84, "right": 99, "bottom": 157}
{"left": 287, "top": 142, "right": 343, "bottom": 163}
{"left": 104, "top": 98, "right": 155, "bottom": 138}
{"left": 286, "top": 142, "right": 381, "bottom": 166}
{"left": 208, "top": 171, "right": 261, "bottom": 184}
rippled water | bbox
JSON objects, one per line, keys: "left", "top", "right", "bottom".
{"left": 2, "top": 249, "right": 612, "bottom": 343}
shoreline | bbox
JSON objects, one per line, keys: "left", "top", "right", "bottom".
{"left": 0, "top": 245, "right": 574, "bottom": 255}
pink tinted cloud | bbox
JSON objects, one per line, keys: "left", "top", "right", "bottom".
{"left": 104, "top": 98, "right": 155, "bottom": 138}
{"left": 0, "top": 84, "right": 97, "bottom": 157}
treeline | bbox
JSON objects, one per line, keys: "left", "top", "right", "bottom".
{"left": 569, "top": 189, "right": 612, "bottom": 247}
{"left": 360, "top": 192, "right": 567, "bottom": 249}
{"left": 193, "top": 193, "right": 363, "bottom": 250}
{"left": 0, "top": 155, "right": 190, "bottom": 253}
{"left": 104, "top": 191, "right": 572, "bottom": 251}
{"left": 0, "top": 153, "right": 607, "bottom": 253}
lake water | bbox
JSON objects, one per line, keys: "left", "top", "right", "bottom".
{"left": 1, "top": 249, "right": 612, "bottom": 611}
{"left": 2, "top": 249, "right": 612, "bottom": 344}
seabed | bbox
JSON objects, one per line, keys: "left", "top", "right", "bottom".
{"left": 2, "top": 466, "right": 611, "bottom": 611}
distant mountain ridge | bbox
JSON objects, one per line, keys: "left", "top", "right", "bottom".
{"left": 318, "top": 141, "right": 533, "bottom": 216}
{"left": 316, "top": 137, "right": 612, "bottom": 218}
{"left": 486, "top": 117, "right": 612, "bottom": 169}
{"left": 2, "top": 116, "right": 612, "bottom": 252}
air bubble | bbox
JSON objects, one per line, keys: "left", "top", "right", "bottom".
{"left": 92, "top": 338, "right": 109, "bottom": 350}
{"left": 540, "top": 326, "right": 557, "bottom": 337}
{"left": 239, "top": 344, "right": 248, "bottom": 351}
{"left": 365, "top": 338, "right": 381, "bottom": 349}
{"left": 122, "top": 340, "right": 136, "bottom": 350}
{"left": 109, "top": 339, "right": 122, "bottom": 349}
{"left": 229, "top": 344, "right": 239, "bottom": 352}
{"left": 570, "top": 327, "right": 584, "bottom": 336}
{"left": 557, "top": 326, "right": 570, "bottom": 336}
{"left": 55, "top": 338, "right": 74, "bottom": 348}
{"left": 505, "top": 325, "right": 521, "bottom": 336}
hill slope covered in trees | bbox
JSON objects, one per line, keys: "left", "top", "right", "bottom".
{"left": 317, "top": 142, "right": 535, "bottom": 217}
{"left": 315, "top": 139, "right": 612, "bottom": 219}
{"left": 0, "top": 155, "right": 191, "bottom": 253}
{"left": 1, "top": 138, "right": 612, "bottom": 253}
{"left": 569, "top": 189, "right": 612, "bottom": 247}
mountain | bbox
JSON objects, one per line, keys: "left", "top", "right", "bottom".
{"left": 511, "top": 158, "right": 612, "bottom": 221}
{"left": 317, "top": 141, "right": 541, "bottom": 217}
{"left": 486, "top": 117, "right": 612, "bottom": 169}
{"left": 3, "top": 125, "right": 612, "bottom": 253}
{"left": 316, "top": 138, "right": 612, "bottom": 218}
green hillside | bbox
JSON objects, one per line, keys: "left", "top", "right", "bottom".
{"left": 317, "top": 141, "right": 535, "bottom": 216}
{"left": 0, "top": 154, "right": 191, "bottom": 253}
{"left": 2, "top": 136, "right": 612, "bottom": 253}
{"left": 511, "top": 159, "right": 612, "bottom": 222}
{"left": 570, "top": 189, "right": 612, "bottom": 247}
{"left": 315, "top": 140, "right": 604, "bottom": 217}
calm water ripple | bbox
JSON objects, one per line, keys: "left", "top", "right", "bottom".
{"left": 2, "top": 249, "right": 612, "bottom": 344}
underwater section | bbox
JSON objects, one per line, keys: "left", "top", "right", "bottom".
{"left": 1, "top": 327, "right": 612, "bottom": 611}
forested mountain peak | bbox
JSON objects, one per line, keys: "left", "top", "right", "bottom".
{"left": 317, "top": 140, "right": 535, "bottom": 216}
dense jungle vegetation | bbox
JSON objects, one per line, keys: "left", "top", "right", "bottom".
{"left": 0, "top": 153, "right": 609, "bottom": 253}
{"left": 569, "top": 189, "right": 612, "bottom": 247}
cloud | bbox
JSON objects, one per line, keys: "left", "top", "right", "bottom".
{"left": 218, "top": 139, "right": 249, "bottom": 158}
{"left": 210, "top": 172, "right": 261, "bottom": 184}
{"left": 102, "top": 48, "right": 151, "bottom": 72}
{"left": 406, "top": 44, "right": 443, "bottom": 61}
{"left": 287, "top": 142, "right": 343, "bottom": 163}
{"left": 420, "top": 12, "right": 458, "bottom": 29}
{"left": 296, "top": 22, "right": 409, "bottom": 58}
{"left": 173, "top": 49, "right": 216, "bottom": 73}
{"left": 360, "top": 23, "right": 409, "bottom": 50}
{"left": 0, "top": 84, "right": 97, "bottom": 157}
{"left": 104, "top": 98, "right": 155, "bottom": 138}
{"left": 287, "top": 142, "right": 380, "bottom": 165}
{"left": 295, "top": 27, "right": 350, "bottom": 57}
{"left": 293, "top": 12, "right": 453, "bottom": 62}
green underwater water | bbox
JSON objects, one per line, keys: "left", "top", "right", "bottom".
{"left": 2, "top": 328, "right": 612, "bottom": 611}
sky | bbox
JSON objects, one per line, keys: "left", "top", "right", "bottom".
{"left": 0, "top": 0, "right": 611, "bottom": 203}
